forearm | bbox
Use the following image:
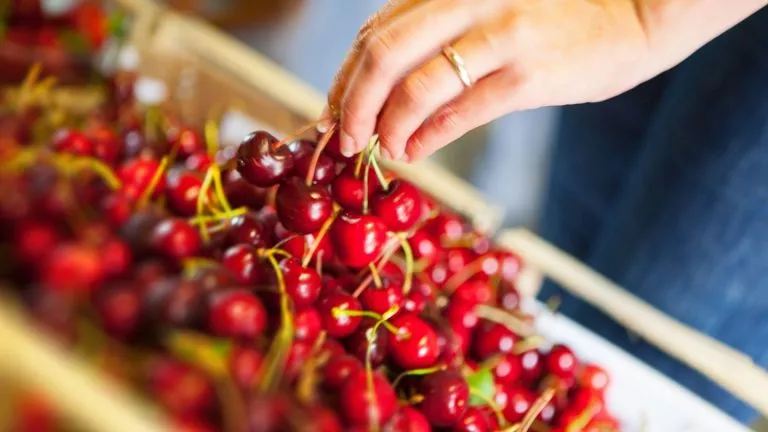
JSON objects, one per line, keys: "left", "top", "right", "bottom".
{"left": 636, "top": 0, "right": 768, "bottom": 71}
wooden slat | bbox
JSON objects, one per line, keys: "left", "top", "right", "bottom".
{"left": 497, "top": 228, "right": 768, "bottom": 416}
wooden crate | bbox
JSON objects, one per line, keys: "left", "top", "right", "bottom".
{"left": 0, "top": 1, "right": 766, "bottom": 431}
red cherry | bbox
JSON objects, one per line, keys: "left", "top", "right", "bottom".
{"left": 101, "top": 237, "right": 132, "bottom": 280}
{"left": 88, "top": 124, "right": 123, "bottom": 165}
{"left": 318, "top": 129, "right": 354, "bottom": 162}
{"left": 444, "top": 247, "right": 476, "bottom": 278}
{"left": 101, "top": 192, "right": 133, "bottom": 227}
{"left": 388, "top": 313, "right": 440, "bottom": 369}
{"left": 520, "top": 350, "right": 545, "bottom": 384}
{"left": 306, "top": 406, "right": 344, "bottom": 432}
{"left": 146, "top": 357, "right": 215, "bottom": 417}
{"left": 322, "top": 355, "right": 363, "bottom": 389}
{"left": 317, "top": 292, "right": 362, "bottom": 338}
{"left": 185, "top": 152, "right": 214, "bottom": 172}
{"left": 95, "top": 283, "right": 140, "bottom": 339}
{"left": 330, "top": 212, "right": 387, "bottom": 268}
{"left": 360, "top": 279, "right": 404, "bottom": 315}
{"left": 294, "top": 145, "right": 337, "bottom": 186}
{"left": 390, "top": 407, "right": 431, "bottom": 432}
{"left": 275, "top": 177, "right": 333, "bottom": 234}
{"left": 285, "top": 341, "right": 313, "bottom": 378}
{"left": 294, "top": 308, "right": 322, "bottom": 342}
{"left": 452, "top": 279, "right": 493, "bottom": 306}
{"left": 425, "top": 213, "right": 466, "bottom": 243}
{"left": 546, "top": 344, "right": 579, "bottom": 379}
{"left": 165, "top": 169, "right": 204, "bottom": 217}
{"left": 340, "top": 370, "right": 398, "bottom": 427}
{"left": 236, "top": 131, "right": 294, "bottom": 187}
{"left": 502, "top": 386, "right": 535, "bottom": 423}
{"left": 492, "top": 354, "right": 523, "bottom": 386}
{"left": 403, "top": 290, "right": 428, "bottom": 314}
{"left": 444, "top": 300, "right": 479, "bottom": 332}
{"left": 280, "top": 257, "right": 322, "bottom": 307}
{"left": 496, "top": 250, "right": 523, "bottom": 281}
{"left": 119, "top": 157, "right": 165, "bottom": 200}
{"left": 149, "top": 218, "right": 201, "bottom": 261}
{"left": 452, "top": 407, "right": 491, "bottom": 432}
{"left": 13, "top": 220, "right": 60, "bottom": 265}
{"left": 42, "top": 242, "right": 104, "bottom": 295}
{"left": 408, "top": 230, "right": 443, "bottom": 266}
{"left": 221, "top": 244, "right": 265, "bottom": 286}
{"left": 371, "top": 180, "right": 422, "bottom": 232}
{"left": 168, "top": 126, "right": 204, "bottom": 159}
{"left": 330, "top": 164, "right": 379, "bottom": 211}
{"left": 579, "top": 363, "right": 611, "bottom": 394}
{"left": 279, "top": 231, "right": 335, "bottom": 264}
{"left": 473, "top": 321, "right": 520, "bottom": 360}
{"left": 418, "top": 370, "right": 469, "bottom": 427}
{"left": 206, "top": 289, "right": 267, "bottom": 339}
{"left": 52, "top": 128, "right": 92, "bottom": 156}
{"left": 225, "top": 213, "right": 267, "bottom": 248}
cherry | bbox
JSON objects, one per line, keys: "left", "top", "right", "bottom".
{"left": 246, "top": 394, "right": 291, "bottom": 432}
{"left": 453, "top": 407, "right": 491, "bottom": 432}
{"left": 318, "top": 129, "right": 353, "bottom": 162}
{"left": 42, "top": 242, "right": 104, "bottom": 296}
{"left": 205, "top": 289, "right": 267, "bottom": 339}
{"left": 323, "top": 355, "right": 363, "bottom": 389}
{"left": 294, "top": 307, "right": 322, "bottom": 342}
{"left": 168, "top": 126, "right": 204, "bottom": 159}
{"left": 408, "top": 230, "right": 443, "bottom": 266}
{"left": 492, "top": 354, "right": 523, "bottom": 386}
{"left": 418, "top": 370, "right": 469, "bottom": 427}
{"left": 546, "top": 344, "right": 579, "bottom": 379}
{"left": 13, "top": 220, "right": 60, "bottom": 265}
{"left": 473, "top": 321, "right": 520, "bottom": 360}
{"left": 280, "top": 257, "right": 322, "bottom": 307}
{"left": 330, "top": 212, "right": 387, "bottom": 268}
{"left": 221, "top": 244, "right": 265, "bottom": 286}
{"left": 444, "top": 247, "right": 476, "bottom": 279}
{"left": 100, "top": 237, "right": 133, "bottom": 280}
{"left": 88, "top": 123, "right": 123, "bottom": 165}
{"left": 119, "top": 156, "right": 165, "bottom": 200}
{"left": 425, "top": 213, "right": 466, "bottom": 243}
{"left": 452, "top": 279, "right": 493, "bottom": 306}
{"left": 502, "top": 386, "right": 535, "bottom": 423}
{"left": 340, "top": 370, "right": 398, "bottom": 427}
{"left": 135, "top": 260, "right": 171, "bottom": 291}
{"left": 579, "top": 363, "right": 611, "bottom": 395}
{"left": 101, "top": 192, "right": 133, "bottom": 228}
{"left": 146, "top": 357, "right": 215, "bottom": 417}
{"left": 221, "top": 169, "right": 269, "bottom": 209}
{"left": 403, "top": 290, "right": 428, "bottom": 314}
{"left": 161, "top": 280, "right": 205, "bottom": 328}
{"left": 165, "top": 169, "right": 204, "bottom": 217}
{"left": 495, "top": 250, "right": 523, "bottom": 282}
{"left": 330, "top": 164, "right": 378, "bottom": 212}
{"left": 294, "top": 145, "right": 337, "bottom": 186}
{"left": 149, "top": 218, "right": 201, "bottom": 261}
{"left": 174, "top": 419, "right": 218, "bottom": 432}
{"left": 186, "top": 265, "right": 236, "bottom": 292}
{"left": 52, "top": 128, "right": 92, "bottom": 156}
{"left": 225, "top": 213, "right": 267, "bottom": 248}
{"left": 345, "top": 318, "right": 389, "bottom": 367}
{"left": 317, "top": 291, "right": 362, "bottom": 338}
{"left": 519, "top": 350, "right": 545, "bottom": 384}
{"left": 95, "top": 283, "right": 140, "bottom": 339}
{"left": 390, "top": 407, "right": 431, "bottom": 432}
{"left": 185, "top": 152, "right": 214, "bottom": 172}
{"left": 444, "top": 300, "right": 479, "bottom": 332}
{"left": 388, "top": 313, "right": 439, "bottom": 369}
{"left": 279, "top": 231, "right": 335, "bottom": 264}
{"left": 371, "top": 180, "right": 422, "bottom": 232}
{"left": 306, "top": 406, "right": 344, "bottom": 432}
{"left": 275, "top": 177, "right": 333, "bottom": 234}
{"left": 236, "top": 131, "right": 294, "bottom": 187}
{"left": 360, "top": 278, "right": 404, "bottom": 315}
{"left": 498, "top": 281, "right": 521, "bottom": 312}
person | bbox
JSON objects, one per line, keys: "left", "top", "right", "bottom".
{"left": 324, "top": 0, "right": 768, "bottom": 424}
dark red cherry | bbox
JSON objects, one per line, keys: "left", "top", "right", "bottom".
{"left": 280, "top": 257, "right": 322, "bottom": 307}
{"left": 306, "top": 406, "right": 344, "bottom": 432}
{"left": 225, "top": 213, "right": 267, "bottom": 248}
{"left": 168, "top": 126, "right": 204, "bottom": 159}
{"left": 360, "top": 279, "right": 404, "bottom": 315}
{"left": 371, "top": 180, "right": 422, "bottom": 232}
{"left": 330, "top": 164, "right": 379, "bottom": 212}
{"left": 161, "top": 279, "right": 205, "bottom": 328}
{"left": 221, "top": 244, "right": 265, "bottom": 286}
{"left": 42, "top": 242, "right": 104, "bottom": 296}
{"left": 13, "top": 220, "right": 60, "bottom": 265}
{"left": 498, "top": 281, "right": 521, "bottom": 312}
{"left": 275, "top": 177, "right": 333, "bottom": 234}
{"left": 95, "top": 283, "right": 140, "bottom": 339}
{"left": 165, "top": 169, "right": 204, "bottom": 217}
{"left": 453, "top": 407, "right": 491, "bottom": 432}
{"left": 187, "top": 265, "right": 237, "bottom": 292}
{"left": 101, "top": 237, "right": 132, "bottom": 280}
{"left": 330, "top": 212, "right": 387, "bottom": 268}
{"left": 236, "top": 131, "right": 294, "bottom": 187}
{"left": 344, "top": 318, "right": 389, "bottom": 367}
{"left": 317, "top": 292, "right": 362, "bottom": 338}
{"left": 546, "top": 344, "right": 579, "bottom": 379}
{"left": 229, "top": 346, "right": 263, "bottom": 389}
{"left": 294, "top": 308, "right": 322, "bottom": 342}
{"left": 221, "top": 169, "right": 269, "bottom": 209}
{"left": 294, "top": 146, "right": 337, "bottom": 186}
{"left": 418, "top": 370, "right": 469, "bottom": 427}
{"left": 205, "top": 289, "right": 267, "bottom": 339}
{"left": 473, "top": 321, "right": 520, "bottom": 360}
{"left": 279, "top": 231, "right": 335, "bottom": 264}
{"left": 119, "top": 156, "right": 165, "bottom": 200}
{"left": 52, "top": 128, "right": 92, "bottom": 156}
{"left": 322, "top": 354, "right": 363, "bottom": 389}
{"left": 341, "top": 370, "right": 398, "bottom": 426}
{"left": 388, "top": 313, "right": 440, "bottom": 370}
{"left": 149, "top": 218, "right": 201, "bottom": 261}
{"left": 502, "top": 386, "right": 535, "bottom": 423}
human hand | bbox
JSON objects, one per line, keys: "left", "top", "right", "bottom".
{"left": 326, "top": 0, "right": 654, "bottom": 161}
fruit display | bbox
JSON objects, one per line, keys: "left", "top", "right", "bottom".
{"left": 0, "top": 9, "right": 622, "bottom": 432}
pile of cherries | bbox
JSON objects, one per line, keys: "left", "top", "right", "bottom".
{"left": 0, "top": 66, "right": 621, "bottom": 432}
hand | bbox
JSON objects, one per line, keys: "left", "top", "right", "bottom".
{"left": 326, "top": 0, "right": 653, "bottom": 161}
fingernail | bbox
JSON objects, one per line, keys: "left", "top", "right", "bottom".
{"left": 316, "top": 107, "right": 331, "bottom": 133}
{"left": 380, "top": 147, "right": 392, "bottom": 160}
{"left": 340, "top": 130, "right": 356, "bottom": 157}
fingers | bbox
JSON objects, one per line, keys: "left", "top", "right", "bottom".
{"left": 327, "top": 0, "right": 421, "bottom": 116}
{"left": 376, "top": 26, "right": 507, "bottom": 160}
{"left": 338, "top": 0, "right": 500, "bottom": 156}
{"left": 405, "top": 67, "right": 525, "bottom": 162}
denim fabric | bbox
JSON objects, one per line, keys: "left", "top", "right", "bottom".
{"left": 539, "top": 7, "right": 768, "bottom": 424}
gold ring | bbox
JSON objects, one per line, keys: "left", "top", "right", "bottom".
{"left": 442, "top": 46, "right": 473, "bottom": 88}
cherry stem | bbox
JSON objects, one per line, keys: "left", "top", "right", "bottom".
{"left": 354, "top": 150, "right": 366, "bottom": 178}
{"left": 331, "top": 307, "right": 400, "bottom": 336}
{"left": 189, "top": 206, "right": 248, "bottom": 226}
{"left": 137, "top": 156, "right": 169, "bottom": 209}
{"left": 362, "top": 304, "right": 399, "bottom": 432}
{"left": 204, "top": 107, "right": 222, "bottom": 156}
{"left": 315, "top": 251, "right": 323, "bottom": 276}
{"left": 352, "top": 233, "right": 406, "bottom": 298}
{"left": 305, "top": 122, "right": 338, "bottom": 187}
{"left": 210, "top": 165, "right": 234, "bottom": 213}
{"left": 195, "top": 167, "right": 217, "bottom": 242}
{"left": 296, "top": 332, "right": 330, "bottom": 404}
{"left": 261, "top": 247, "right": 293, "bottom": 259}
{"left": 18, "top": 63, "right": 42, "bottom": 108}
{"left": 565, "top": 401, "right": 599, "bottom": 432}
{"left": 368, "top": 138, "right": 389, "bottom": 191}
{"left": 362, "top": 144, "right": 375, "bottom": 215}
{"left": 259, "top": 252, "right": 295, "bottom": 393}
{"left": 474, "top": 304, "right": 535, "bottom": 338}
{"left": 369, "top": 263, "right": 383, "bottom": 288}
{"left": 69, "top": 156, "right": 123, "bottom": 190}
{"left": 391, "top": 365, "right": 445, "bottom": 389}
{"left": 182, "top": 258, "right": 223, "bottom": 277}
{"left": 398, "top": 237, "right": 414, "bottom": 295}
{"left": 443, "top": 256, "right": 494, "bottom": 297}
{"left": 216, "top": 379, "right": 248, "bottom": 432}
{"left": 512, "top": 335, "right": 546, "bottom": 356}
{"left": 517, "top": 389, "right": 556, "bottom": 432}
{"left": 274, "top": 117, "right": 333, "bottom": 149}
{"left": 470, "top": 387, "right": 507, "bottom": 428}
{"left": 301, "top": 208, "right": 339, "bottom": 268}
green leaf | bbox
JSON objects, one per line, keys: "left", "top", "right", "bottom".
{"left": 466, "top": 367, "right": 496, "bottom": 406}
{"left": 106, "top": 12, "right": 128, "bottom": 40}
